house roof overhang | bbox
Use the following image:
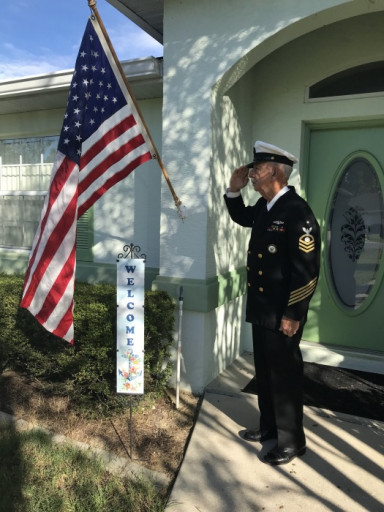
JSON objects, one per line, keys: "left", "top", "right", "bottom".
{"left": 106, "top": 0, "right": 164, "bottom": 43}
{"left": 0, "top": 57, "right": 163, "bottom": 116}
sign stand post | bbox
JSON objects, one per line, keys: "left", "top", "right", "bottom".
{"left": 176, "top": 286, "right": 184, "bottom": 409}
{"left": 116, "top": 243, "right": 146, "bottom": 459}
{"left": 129, "top": 396, "right": 133, "bottom": 459}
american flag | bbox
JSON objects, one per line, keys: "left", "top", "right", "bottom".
{"left": 20, "top": 16, "right": 155, "bottom": 343}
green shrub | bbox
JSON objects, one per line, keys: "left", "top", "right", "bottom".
{"left": 144, "top": 291, "right": 175, "bottom": 392}
{"left": 0, "top": 274, "right": 175, "bottom": 416}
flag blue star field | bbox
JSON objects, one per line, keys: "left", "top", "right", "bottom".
{"left": 21, "top": 16, "right": 155, "bottom": 343}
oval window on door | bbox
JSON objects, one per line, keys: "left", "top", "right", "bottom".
{"left": 328, "top": 154, "right": 384, "bottom": 310}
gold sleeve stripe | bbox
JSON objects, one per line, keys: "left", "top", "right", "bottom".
{"left": 288, "top": 286, "right": 316, "bottom": 305}
{"left": 288, "top": 277, "right": 318, "bottom": 306}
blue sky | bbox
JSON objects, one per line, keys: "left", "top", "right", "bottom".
{"left": 0, "top": 0, "right": 163, "bottom": 80}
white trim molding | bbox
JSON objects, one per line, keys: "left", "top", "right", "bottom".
{"left": 301, "top": 340, "right": 384, "bottom": 375}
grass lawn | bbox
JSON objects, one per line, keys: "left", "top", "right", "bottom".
{"left": 0, "top": 424, "right": 167, "bottom": 512}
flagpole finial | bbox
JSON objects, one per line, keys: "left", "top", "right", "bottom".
{"left": 88, "top": 0, "right": 96, "bottom": 6}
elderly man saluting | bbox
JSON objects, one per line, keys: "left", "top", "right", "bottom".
{"left": 224, "top": 141, "right": 321, "bottom": 465}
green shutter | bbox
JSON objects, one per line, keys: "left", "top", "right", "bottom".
{"left": 76, "top": 208, "right": 93, "bottom": 262}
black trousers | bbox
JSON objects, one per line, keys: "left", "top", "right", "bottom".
{"left": 252, "top": 324, "right": 305, "bottom": 449}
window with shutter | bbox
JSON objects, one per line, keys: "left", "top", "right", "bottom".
{"left": 0, "top": 136, "right": 93, "bottom": 262}
{"left": 76, "top": 208, "right": 93, "bottom": 262}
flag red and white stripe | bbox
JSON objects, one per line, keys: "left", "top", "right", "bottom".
{"left": 20, "top": 16, "right": 154, "bottom": 343}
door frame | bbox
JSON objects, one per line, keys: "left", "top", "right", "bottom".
{"left": 301, "top": 119, "right": 384, "bottom": 350}
{"left": 323, "top": 149, "right": 384, "bottom": 317}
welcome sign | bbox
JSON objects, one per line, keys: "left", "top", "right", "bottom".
{"left": 116, "top": 259, "right": 145, "bottom": 394}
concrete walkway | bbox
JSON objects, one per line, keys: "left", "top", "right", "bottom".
{"left": 166, "top": 352, "right": 384, "bottom": 512}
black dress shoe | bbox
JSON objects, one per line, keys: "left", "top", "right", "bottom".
{"left": 243, "top": 429, "right": 277, "bottom": 443}
{"left": 263, "top": 445, "right": 306, "bottom": 465}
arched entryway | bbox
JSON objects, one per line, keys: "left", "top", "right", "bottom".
{"left": 219, "top": 10, "right": 384, "bottom": 362}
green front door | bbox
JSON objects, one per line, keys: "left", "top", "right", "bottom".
{"left": 304, "top": 124, "right": 384, "bottom": 351}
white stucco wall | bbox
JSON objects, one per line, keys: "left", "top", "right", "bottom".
{"left": 160, "top": 0, "right": 383, "bottom": 281}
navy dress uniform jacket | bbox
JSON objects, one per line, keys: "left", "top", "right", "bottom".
{"left": 224, "top": 186, "right": 320, "bottom": 330}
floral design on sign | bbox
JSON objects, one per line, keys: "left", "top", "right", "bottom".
{"left": 118, "top": 349, "right": 144, "bottom": 393}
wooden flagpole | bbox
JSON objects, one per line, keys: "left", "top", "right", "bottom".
{"left": 87, "top": 0, "right": 184, "bottom": 219}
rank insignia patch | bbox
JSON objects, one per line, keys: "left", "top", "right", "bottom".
{"left": 299, "top": 227, "right": 315, "bottom": 253}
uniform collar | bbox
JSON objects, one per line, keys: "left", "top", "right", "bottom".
{"left": 266, "top": 185, "right": 290, "bottom": 211}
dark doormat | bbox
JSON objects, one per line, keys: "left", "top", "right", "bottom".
{"left": 242, "top": 362, "right": 384, "bottom": 422}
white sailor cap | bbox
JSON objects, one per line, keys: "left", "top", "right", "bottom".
{"left": 246, "top": 140, "right": 298, "bottom": 168}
